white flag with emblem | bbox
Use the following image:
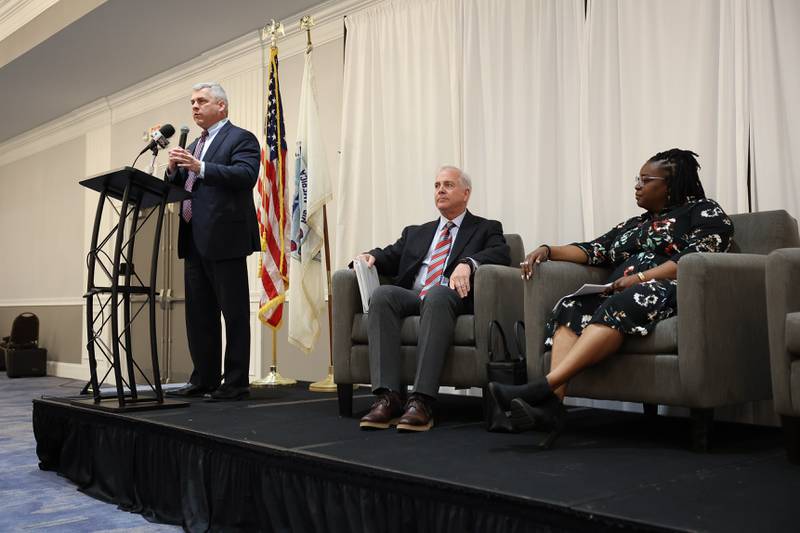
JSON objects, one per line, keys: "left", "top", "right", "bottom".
{"left": 288, "top": 45, "right": 333, "bottom": 352}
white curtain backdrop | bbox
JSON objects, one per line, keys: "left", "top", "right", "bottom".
{"left": 337, "top": 0, "right": 586, "bottom": 266}
{"left": 337, "top": 0, "right": 772, "bottom": 267}
{"left": 748, "top": 0, "right": 800, "bottom": 215}
{"left": 335, "top": 0, "right": 463, "bottom": 267}
{"left": 583, "top": 0, "right": 751, "bottom": 235}
{"left": 336, "top": 0, "right": 800, "bottom": 419}
{"left": 462, "top": 0, "right": 586, "bottom": 247}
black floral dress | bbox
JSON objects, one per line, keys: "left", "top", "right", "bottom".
{"left": 544, "top": 197, "right": 733, "bottom": 346}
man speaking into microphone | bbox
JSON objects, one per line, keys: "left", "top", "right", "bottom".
{"left": 165, "top": 82, "right": 261, "bottom": 401}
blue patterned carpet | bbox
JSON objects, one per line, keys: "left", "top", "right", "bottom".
{"left": 0, "top": 373, "right": 180, "bottom": 532}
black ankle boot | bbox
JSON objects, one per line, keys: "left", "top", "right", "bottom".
{"left": 509, "top": 397, "right": 566, "bottom": 449}
{"left": 487, "top": 377, "right": 554, "bottom": 412}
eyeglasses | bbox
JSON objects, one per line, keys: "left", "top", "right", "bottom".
{"left": 634, "top": 175, "right": 666, "bottom": 187}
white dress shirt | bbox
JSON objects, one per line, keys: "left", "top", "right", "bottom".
{"left": 197, "top": 118, "right": 229, "bottom": 178}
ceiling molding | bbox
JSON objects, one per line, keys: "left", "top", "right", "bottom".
{"left": 0, "top": 0, "right": 58, "bottom": 41}
{"left": 0, "top": 296, "right": 84, "bottom": 307}
{"left": 0, "top": 0, "right": 106, "bottom": 68}
{"left": 0, "top": 0, "right": 380, "bottom": 167}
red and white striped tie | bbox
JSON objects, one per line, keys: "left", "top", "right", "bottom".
{"left": 420, "top": 221, "right": 454, "bottom": 299}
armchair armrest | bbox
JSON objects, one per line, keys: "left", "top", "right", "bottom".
{"left": 332, "top": 269, "right": 360, "bottom": 383}
{"left": 525, "top": 261, "right": 610, "bottom": 378}
{"left": 678, "top": 253, "right": 771, "bottom": 406}
{"left": 473, "top": 265, "right": 525, "bottom": 382}
{"left": 766, "top": 248, "right": 800, "bottom": 414}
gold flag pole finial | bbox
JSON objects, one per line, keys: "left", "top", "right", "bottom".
{"left": 261, "top": 19, "right": 285, "bottom": 48}
{"left": 300, "top": 15, "right": 314, "bottom": 50}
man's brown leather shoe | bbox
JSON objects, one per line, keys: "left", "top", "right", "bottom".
{"left": 397, "top": 395, "right": 434, "bottom": 432}
{"left": 360, "top": 391, "right": 403, "bottom": 430}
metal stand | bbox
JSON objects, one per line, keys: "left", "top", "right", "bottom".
{"left": 252, "top": 329, "right": 296, "bottom": 387}
{"left": 76, "top": 167, "right": 190, "bottom": 412}
{"left": 146, "top": 150, "right": 159, "bottom": 175}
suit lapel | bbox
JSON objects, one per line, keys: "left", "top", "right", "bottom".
{"left": 417, "top": 220, "right": 439, "bottom": 260}
{"left": 400, "top": 220, "right": 438, "bottom": 285}
{"left": 200, "top": 121, "right": 232, "bottom": 162}
{"left": 448, "top": 210, "right": 477, "bottom": 263}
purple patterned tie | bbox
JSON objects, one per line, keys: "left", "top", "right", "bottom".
{"left": 182, "top": 129, "right": 208, "bottom": 222}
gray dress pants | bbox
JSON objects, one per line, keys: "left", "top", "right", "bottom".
{"left": 367, "top": 284, "right": 466, "bottom": 398}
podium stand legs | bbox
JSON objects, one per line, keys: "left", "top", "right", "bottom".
{"left": 79, "top": 176, "right": 186, "bottom": 412}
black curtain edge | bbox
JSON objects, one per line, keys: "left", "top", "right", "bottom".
{"left": 32, "top": 398, "right": 669, "bottom": 533}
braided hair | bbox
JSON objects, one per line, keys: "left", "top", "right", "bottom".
{"left": 647, "top": 148, "right": 706, "bottom": 206}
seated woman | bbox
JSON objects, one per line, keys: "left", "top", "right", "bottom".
{"left": 489, "top": 148, "right": 734, "bottom": 448}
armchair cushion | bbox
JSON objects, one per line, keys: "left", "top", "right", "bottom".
{"left": 351, "top": 314, "right": 475, "bottom": 345}
{"left": 618, "top": 317, "right": 678, "bottom": 354}
{"left": 787, "top": 312, "right": 800, "bottom": 356}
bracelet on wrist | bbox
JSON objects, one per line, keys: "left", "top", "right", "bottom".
{"left": 539, "top": 244, "right": 552, "bottom": 259}
{"left": 636, "top": 272, "right": 647, "bottom": 282}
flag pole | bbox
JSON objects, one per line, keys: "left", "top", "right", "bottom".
{"left": 252, "top": 18, "right": 295, "bottom": 388}
{"left": 309, "top": 204, "right": 337, "bottom": 391}
{"left": 253, "top": 327, "right": 296, "bottom": 386}
{"left": 304, "top": 16, "right": 338, "bottom": 393}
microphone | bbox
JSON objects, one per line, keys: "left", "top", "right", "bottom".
{"left": 139, "top": 124, "right": 175, "bottom": 155}
{"left": 178, "top": 126, "right": 190, "bottom": 150}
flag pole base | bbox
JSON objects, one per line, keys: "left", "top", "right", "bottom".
{"left": 252, "top": 366, "right": 296, "bottom": 387}
{"left": 309, "top": 366, "right": 337, "bottom": 392}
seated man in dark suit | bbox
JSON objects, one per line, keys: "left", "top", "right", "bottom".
{"left": 164, "top": 82, "right": 261, "bottom": 401}
{"left": 354, "top": 166, "right": 510, "bottom": 431}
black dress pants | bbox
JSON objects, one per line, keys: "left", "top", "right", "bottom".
{"left": 367, "top": 284, "right": 466, "bottom": 398}
{"left": 183, "top": 236, "right": 250, "bottom": 389}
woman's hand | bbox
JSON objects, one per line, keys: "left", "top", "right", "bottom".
{"left": 610, "top": 274, "right": 641, "bottom": 292}
{"left": 520, "top": 246, "right": 550, "bottom": 280}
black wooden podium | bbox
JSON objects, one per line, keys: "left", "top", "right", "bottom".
{"left": 75, "top": 166, "right": 189, "bottom": 411}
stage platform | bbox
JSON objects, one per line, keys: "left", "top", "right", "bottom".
{"left": 33, "top": 383, "right": 798, "bottom": 532}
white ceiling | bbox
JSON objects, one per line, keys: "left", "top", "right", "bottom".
{"left": 0, "top": 0, "right": 325, "bottom": 143}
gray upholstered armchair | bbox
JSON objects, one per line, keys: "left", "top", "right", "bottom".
{"left": 766, "top": 247, "right": 800, "bottom": 463}
{"left": 524, "top": 210, "right": 800, "bottom": 450}
{"left": 333, "top": 234, "right": 525, "bottom": 416}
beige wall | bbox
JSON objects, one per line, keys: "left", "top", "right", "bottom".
{"left": 0, "top": 136, "right": 85, "bottom": 300}
{"left": 0, "top": 305, "right": 82, "bottom": 365}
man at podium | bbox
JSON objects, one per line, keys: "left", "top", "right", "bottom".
{"left": 164, "top": 82, "right": 261, "bottom": 401}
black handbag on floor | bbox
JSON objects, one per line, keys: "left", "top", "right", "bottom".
{"left": 485, "top": 320, "right": 526, "bottom": 432}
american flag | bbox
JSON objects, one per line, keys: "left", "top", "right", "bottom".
{"left": 257, "top": 46, "right": 288, "bottom": 328}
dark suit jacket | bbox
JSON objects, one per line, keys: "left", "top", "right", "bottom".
{"left": 368, "top": 210, "right": 510, "bottom": 307}
{"left": 167, "top": 121, "right": 261, "bottom": 260}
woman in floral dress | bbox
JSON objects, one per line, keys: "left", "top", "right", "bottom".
{"left": 489, "top": 149, "right": 734, "bottom": 448}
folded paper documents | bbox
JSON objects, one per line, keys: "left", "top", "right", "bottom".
{"left": 553, "top": 283, "right": 613, "bottom": 311}
{"left": 354, "top": 258, "right": 380, "bottom": 312}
